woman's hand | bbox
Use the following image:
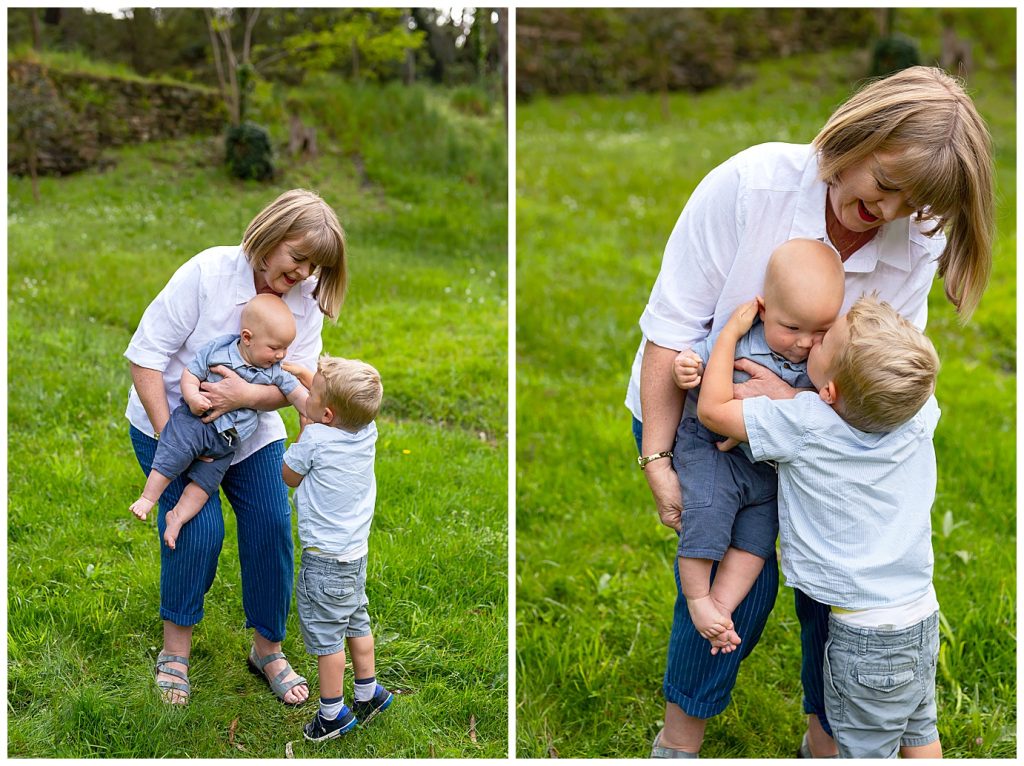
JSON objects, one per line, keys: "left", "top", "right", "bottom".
{"left": 198, "top": 366, "right": 254, "bottom": 422}
{"left": 644, "top": 460, "right": 683, "bottom": 532}
{"left": 732, "top": 359, "right": 797, "bottom": 400}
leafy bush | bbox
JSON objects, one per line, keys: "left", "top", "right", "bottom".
{"left": 224, "top": 121, "right": 274, "bottom": 180}
{"left": 870, "top": 34, "right": 921, "bottom": 77}
{"left": 450, "top": 85, "right": 490, "bottom": 116}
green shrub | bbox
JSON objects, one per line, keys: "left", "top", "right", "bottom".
{"left": 870, "top": 34, "right": 921, "bottom": 77}
{"left": 224, "top": 121, "right": 273, "bottom": 180}
{"left": 450, "top": 85, "right": 490, "bottom": 116}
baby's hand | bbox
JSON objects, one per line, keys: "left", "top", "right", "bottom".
{"left": 672, "top": 350, "right": 704, "bottom": 389}
{"left": 724, "top": 297, "right": 761, "bottom": 338}
{"left": 186, "top": 393, "right": 213, "bottom": 417}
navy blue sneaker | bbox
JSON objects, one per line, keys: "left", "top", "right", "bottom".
{"left": 303, "top": 706, "right": 358, "bottom": 742}
{"left": 352, "top": 685, "right": 393, "bottom": 725}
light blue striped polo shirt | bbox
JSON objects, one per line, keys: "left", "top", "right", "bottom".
{"left": 187, "top": 334, "right": 299, "bottom": 442}
{"left": 744, "top": 392, "right": 940, "bottom": 610}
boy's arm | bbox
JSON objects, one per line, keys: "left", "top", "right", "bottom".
{"left": 697, "top": 299, "right": 760, "bottom": 442}
{"left": 286, "top": 386, "right": 309, "bottom": 421}
{"left": 180, "top": 368, "right": 212, "bottom": 416}
{"left": 282, "top": 362, "right": 315, "bottom": 390}
{"left": 282, "top": 462, "right": 305, "bottom": 488}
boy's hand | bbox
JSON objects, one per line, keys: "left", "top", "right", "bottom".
{"left": 723, "top": 297, "right": 761, "bottom": 339}
{"left": 716, "top": 437, "right": 741, "bottom": 452}
{"left": 282, "top": 362, "right": 315, "bottom": 390}
{"left": 185, "top": 393, "right": 213, "bottom": 417}
{"left": 672, "top": 350, "right": 704, "bottom": 389}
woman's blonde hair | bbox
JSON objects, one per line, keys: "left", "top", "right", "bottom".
{"left": 830, "top": 294, "right": 939, "bottom": 433}
{"left": 242, "top": 189, "right": 347, "bottom": 319}
{"left": 317, "top": 355, "right": 383, "bottom": 431}
{"left": 813, "top": 66, "right": 994, "bottom": 319}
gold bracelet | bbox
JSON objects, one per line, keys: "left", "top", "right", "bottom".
{"left": 637, "top": 451, "right": 673, "bottom": 470}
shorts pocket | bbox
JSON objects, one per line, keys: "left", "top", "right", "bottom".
{"left": 672, "top": 430, "right": 718, "bottom": 510}
{"left": 855, "top": 663, "right": 916, "bottom": 693}
{"left": 322, "top": 581, "right": 356, "bottom": 599}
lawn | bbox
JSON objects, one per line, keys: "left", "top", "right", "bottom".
{"left": 515, "top": 50, "right": 1016, "bottom": 758}
{"left": 7, "top": 77, "right": 508, "bottom": 758}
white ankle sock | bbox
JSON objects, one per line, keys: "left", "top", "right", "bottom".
{"left": 354, "top": 677, "right": 376, "bottom": 702}
{"left": 319, "top": 695, "right": 344, "bottom": 719}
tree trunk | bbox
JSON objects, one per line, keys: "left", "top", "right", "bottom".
{"left": 403, "top": 10, "right": 416, "bottom": 85}
{"left": 30, "top": 10, "right": 41, "bottom": 50}
{"left": 496, "top": 8, "right": 507, "bottom": 125}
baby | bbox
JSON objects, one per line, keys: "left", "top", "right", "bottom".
{"left": 671, "top": 238, "right": 844, "bottom": 650}
{"left": 130, "top": 294, "right": 309, "bottom": 549}
{"left": 282, "top": 356, "right": 393, "bottom": 741}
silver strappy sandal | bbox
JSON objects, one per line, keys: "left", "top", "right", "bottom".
{"left": 155, "top": 652, "right": 190, "bottom": 705}
{"left": 246, "top": 647, "right": 308, "bottom": 706}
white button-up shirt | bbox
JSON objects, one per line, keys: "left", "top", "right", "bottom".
{"left": 124, "top": 245, "right": 324, "bottom": 464}
{"left": 744, "top": 393, "right": 940, "bottom": 610}
{"left": 626, "top": 142, "right": 944, "bottom": 421}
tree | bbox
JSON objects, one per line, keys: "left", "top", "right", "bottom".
{"left": 204, "top": 7, "right": 260, "bottom": 126}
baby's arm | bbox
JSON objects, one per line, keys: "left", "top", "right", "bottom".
{"left": 180, "top": 368, "right": 212, "bottom": 416}
{"left": 696, "top": 299, "right": 759, "bottom": 443}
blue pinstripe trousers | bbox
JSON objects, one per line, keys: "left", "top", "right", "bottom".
{"left": 130, "top": 426, "right": 294, "bottom": 642}
{"left": 633, "top": 417, "right": 831, "bottom": 730}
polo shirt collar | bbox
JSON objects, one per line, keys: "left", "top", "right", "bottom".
{"left": 744, "top": 317, "right": 772, "bottom": 356}
{"left": 790, "top": 152, "right": 915, "bottom": 275}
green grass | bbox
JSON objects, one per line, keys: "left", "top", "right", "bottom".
{"left": 8, "top": 77, "right": 508, "bottom": 757}
{"left": 516, "top": 50, "right": 1015, "bottom": 758}
{"left": 9, "top": 44, "right": 210, "bottom": 88}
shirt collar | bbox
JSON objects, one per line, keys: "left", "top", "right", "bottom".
{"left": 790, "top": 151, "right": 915, "bottom": 275}
{"left": 745, "top": 317, "right": 773, "bottom": 356}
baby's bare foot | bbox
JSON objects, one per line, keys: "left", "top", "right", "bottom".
{"left": 163, "top": 512, "right": 183, "bottom": 550}
{"left": 687, "top": 595, "right": 733, "bottom": 640}
{"left": 709, "top": 627, "right": 743, "bottom": 655}
{"left": 130, "top": 496, "right": 155, "bottom": 520}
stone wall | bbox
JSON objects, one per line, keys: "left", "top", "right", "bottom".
{"left": 8, "top": 60, "right": 227, "bottom": 176}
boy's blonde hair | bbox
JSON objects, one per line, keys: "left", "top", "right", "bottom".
{"left": 318, "top": 355, "right": 382, "bottom": 431}
{"left": 242, "top": 189, "right": 347, "bottom": 320}
{"left": 829, "top": 294, "right": 939, "bottom": 433}
{"left": 813, "top": 66, "right": 993, "bottom": 320}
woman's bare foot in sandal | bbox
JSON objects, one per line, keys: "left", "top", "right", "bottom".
{"left": 252, "top": 633, "right": 309, "bottom": 705}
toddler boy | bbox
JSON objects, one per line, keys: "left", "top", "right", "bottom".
{"left": 698, "top": 293, "right": 943, "bottom": 758}
{"left": 130, "top": 294, "right": 308, "bottom": 549}
{"left": 669, "top": 238, "right": 844, "bottom": 649}
{"left": 282, "top": 355, "right": 394, "bottom": 741}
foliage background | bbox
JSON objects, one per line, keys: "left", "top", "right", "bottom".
{"left": 516, "top": 7, "right": 1016, "bottom": 759}
{"left": 7, "top": 11, "right": 508, "bottom": 757}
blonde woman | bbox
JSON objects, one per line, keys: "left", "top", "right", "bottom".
{"left": 629, "top": 67, "right": 993, "bottom": 757}
{"left": 125, "top": 189, "right": 346, "bottom": 705}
